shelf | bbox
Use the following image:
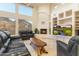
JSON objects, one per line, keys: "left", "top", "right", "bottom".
{"left": 59, "top": 13, "right": 64, "bottom": 19}
{"left": 75, "top": 16, "right": 79, "bottom": 18}
{"left": 65, "top": 10, "right": 72, "bottom": 17}
{"left": 75, "top": 11, "right": 79, "bottom": 16}
{"left": 53, "top": 17, "right": 57, "bottom": 20}
{"left": 75, "top": 11, "right": 79, "bottom": 29}
{"left": 59, "top": 17, "right": 72, "bottom": 25}
{"left": 53, "top": 17, "right": 57, "bottom": 25}
{"left": 59, "top": 16, "right": 72, "bottom": 20}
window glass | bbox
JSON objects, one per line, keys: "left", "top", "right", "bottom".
{"left": 0, "top": 3, "right": 16, "bottom": 13}
{"left": 0, "top": 17, "right": 16, "bottom": 35}
{"left": 19, "top": 5, "right": 32, "bottom": 16}
{"left": 19, "top": 19, "right": 32, "bottom": 31}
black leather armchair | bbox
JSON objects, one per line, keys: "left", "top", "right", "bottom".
{"left": 1, "top": 38, "right": 31, "bottom": 56}
{"left": 0, "top": 31, "right": 11, "bottom": 54}
{"left": 0, "top": 31, "right": 31, "bottom": 56}
{"left": 57, "top": 36, "right": 79, "bottom": 56}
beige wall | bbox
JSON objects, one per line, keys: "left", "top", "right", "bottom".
{"left": 32, "top": 6, "right": 38, "bottom": 32}
{"left": 32, "top": 4, "right": 51, "bottom": 34}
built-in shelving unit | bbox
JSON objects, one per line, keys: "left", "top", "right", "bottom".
{"left": 75, "top": 11, "right": 79, "bottom": 30}
{"left": 52, "top": 9, "right": 73, "bottom": 36}
{"left": 53, "top": 17, "right": 57, "bottom": 25}
{"left": 58, "top": 10, "right": 72, "bottom": 26}
{"left": 59, "top": 13, "right": 64, "bottom": 19}
{"left": 65, "top": 10, "right": 72, "bottom": 17}
{"left": 59, "top": 18, "right": 72, "bottom": 25}
{"left": 75, "top": 11, "right": 79, "bottom": 35}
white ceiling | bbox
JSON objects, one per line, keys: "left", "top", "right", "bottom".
{"left": 24, "top": 3, "right": 59, "bottom": 8}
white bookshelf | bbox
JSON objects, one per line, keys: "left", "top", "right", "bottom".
{"left": 58, "top": 10, "right": 73, "bottom": 26}
{"left": 51, "top": 9, "right": 79, "bottom": 36}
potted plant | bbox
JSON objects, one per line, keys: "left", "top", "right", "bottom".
{"left": 63, "top": 27, "right": 72, "bottom": 36}
{"left": 34, "top": 28, "right": 39, "bottom": 34}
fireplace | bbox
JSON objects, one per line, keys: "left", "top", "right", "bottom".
{"left": 40, "top": 29, "right": 47, "bottom": 34}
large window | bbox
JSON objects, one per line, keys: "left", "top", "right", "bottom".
{"left": 0, "top": 17, "right": 16, "bottom": 35}
{"left": 0, "top": 3, "right": 32, "bottom": 35}
{"left": 19, "top": 5, "right": 32, "bottom": 16}
{"left": 0, "top": 3, "right": 16, "bottom": 35}
{"left": 0, "top": 3, "right": 16, "bottom": 13}
{"left": 19, "top": 19, "right": 32, "bottom": 31}
{"left": 18, "top": 5, "right": 32, "bottom": 31}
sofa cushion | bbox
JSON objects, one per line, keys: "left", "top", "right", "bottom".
{"left": 68, "top": 36, "right": 79, "bottom": 52}
{"left": 0, "top": 31, "right": 11, "bottom": 53}
{"left": 0, "top": 31, "right": 10, "bottom": 44}
{"left": 8, "top": 39, "right": 25, "bottom": 49}
{"left": 0, "top": 47, "right": 6, "bottom": 54}
{"left": 0, "top": 47, "right": 31, "bottom": 56}
{"left": 0, "top": 37, "right": 3, "bottom": 49}
{"left": 4, "top": 38, "right": 11, "bottom": 48}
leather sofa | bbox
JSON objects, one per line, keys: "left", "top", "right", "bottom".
{"left": 19, "top": 30, "right": 34, "bottom": 40}
{"left": 1, "top": 38, "right": 31, "bottom": 56}
{"left": 0, "top": 31, "right": 11, "bottom": 54}
{"left": 0, "top": 31, "right": 31, "bottom": 56}
{"left": 57, "top": 36, "right": 79, "bottom": 56}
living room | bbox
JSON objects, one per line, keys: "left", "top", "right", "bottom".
{"left": 0, "top": 3, "right": 79, "bottom": 56}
